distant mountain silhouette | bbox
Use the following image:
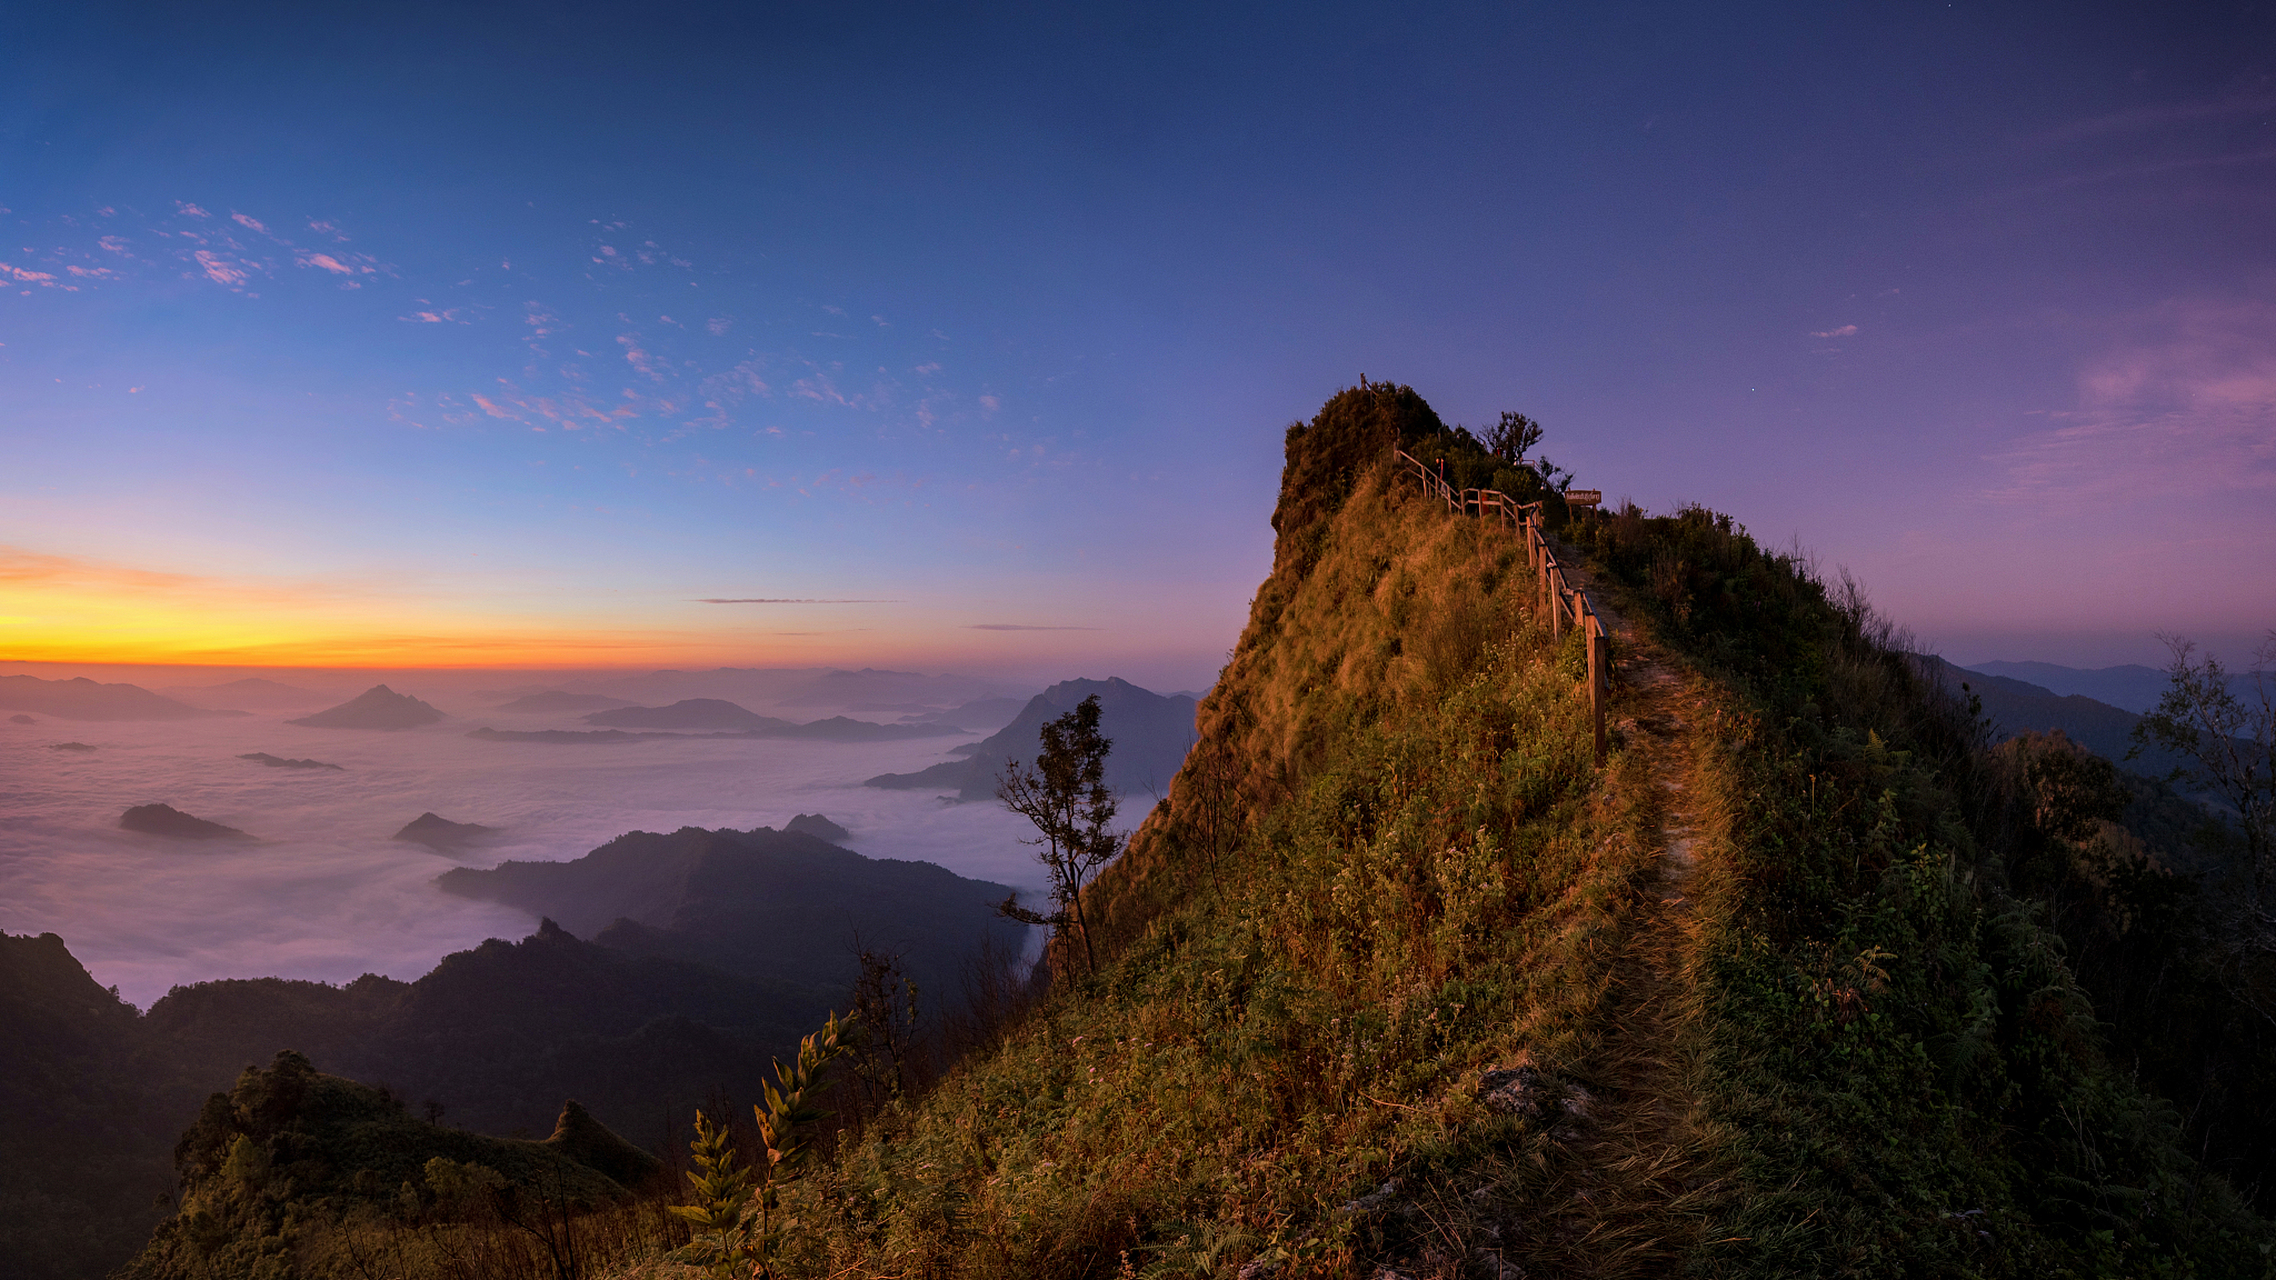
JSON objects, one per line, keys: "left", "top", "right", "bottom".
{"left": 867, "top": 676, "right": 1200, "bottom": 800}
{"left": 237, "top": 751, "right": 344, "bottom": 770}
{"left": 1963, "top": 658, "right": 2257, "bottom": 716}
{"left": 473, "top": 701, "right": 973, "bottom": 741}
{"left": 135, "top": 918, "right": 836, "bottom": 1144}
{"left": 436, "top": 825, "right": 1024, "bottom": 998}
{"left": 287, "top": 684, "right": 445, "bottom": 729}
{"left": 784, "top": 812, "right": 851, "bottom": 842}
{"left": 467, "top": 726, "right": 654, "bottom": 743}
{"left": 493, "top": 689, "right": 638, "bottom": 713}
{"left": 0, "top": 674, "right": 237, "bottom": 721}
{"left": 905, "top": 695, "right": 1029, "bottom": 732}
{"left": 1917, "top": 657, "right": 2196, "bottom": 779}
{"left": 9, "top": 713, "right": 35, "bottom": 724}
{"left": 584, "top": 698, "right": 795, "bottom": 730}
{"left": 49, "top": 741, "right": 96, "bottom": 751}
{"left": 770, "top": 666, "right": 1029, "bottom": 709}
{"left": 392, "top": 812, "right": 499, "bottom": 853}
{"left": 119, "top": 804, "right": 252, "bottom": 841}
{"left": 157, "top": 676, "right": 332, "bottom": 711}
{"left": 776, "top": 715, "right": 969, "bottom": 741}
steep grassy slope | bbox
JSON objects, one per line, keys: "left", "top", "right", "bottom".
{"left": 1565, "top": 502, "right": 2276, "bottom": 1276}
{"left": 781, "top": 386, "right": 1682, "bottom": 1277}
{"left": 775, "top": 383, "right": 2274, "bottom": 1279}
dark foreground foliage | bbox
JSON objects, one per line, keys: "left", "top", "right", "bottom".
{"left": 118, "top": 1049, "right": 679, "bottom": 1280}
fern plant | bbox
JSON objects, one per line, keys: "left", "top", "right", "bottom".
{"left": 1136, "top": 1219, "right": 1258, "bottom": 1279}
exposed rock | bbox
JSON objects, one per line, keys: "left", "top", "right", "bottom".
{"left": 1471, "top": 1248, "right": 1525, "bottom": 1279}
{"left": 121, "top": 803, "right": 252, "bottom": 841}
{"left": 1479, "top": 1065, "right": 1555, "bottom": 1120}
{"left": 1339, "top": 1178, "right": 1404, "bottom": 1217}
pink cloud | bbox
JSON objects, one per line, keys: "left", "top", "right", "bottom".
{"left": 175, "top": 202, "right": 210, "bottom": 218}
{"left": 97, "top": 235, "right": 131, "bottom": 254}
{"left": 298, "top": 251, "right": 356, "bottom": 274}
{"left": 192, "top": 251, "right": 250, "bottom": 288}
{"left": 1, "top": 262, "right": 57, "bottom": 284}
{"left": 1811, "top": 324, "right": 1859, "bottom": 339}
{"left": 1984, "top": 295, "right": 2276, "bottom": 506}
{"left": 618, "top": 334, "right": 666, "bottom": 382}
{"left": 231, "top": 213, "right": 268, "bottom": 233}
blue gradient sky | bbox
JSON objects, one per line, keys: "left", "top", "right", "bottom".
{"left": 4, "top": 1, "right": 2271, "bottom": 685}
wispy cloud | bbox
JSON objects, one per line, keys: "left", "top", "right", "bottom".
{"left": 618, "top": 334, "right": 665, "bottom": 382}
{"left": 191, "top": 250, "right": 255, "bottom": 290}
{"left": 2041, "top": 92, "right": 2276, "bottom": 143}
{"left": 2, "top": 261, "right": 63, "bottom": 287}
{"left": 1811, "top": 324, "right": 1858, "bottom": 339}
{"left": 1984, "top": 295, "right": 2276, "bottom": 505}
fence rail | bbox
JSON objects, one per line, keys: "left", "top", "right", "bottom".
{"left": 1392, "top": 447, "right": 1610, "bottom": 762}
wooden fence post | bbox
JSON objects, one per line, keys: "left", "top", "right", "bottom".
{"left": 1587, "top": 614, "right": 1607, "bottom": 763}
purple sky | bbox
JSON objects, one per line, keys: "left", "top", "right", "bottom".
{"left": 3, "top": 1, "right": 2271, "bottom": 683}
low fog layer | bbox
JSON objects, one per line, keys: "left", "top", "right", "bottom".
{"left": 0, "top": 690, "right": 1049, "bottom": 1008}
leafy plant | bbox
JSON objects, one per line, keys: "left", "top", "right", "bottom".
{"left": 671, "top": 1010, "right": 855, "bottom": 1279}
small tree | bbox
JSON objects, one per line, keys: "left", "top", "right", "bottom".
{"left": 2130, "top": 631, "right": 2275, "bottom": 911}
{"left": 1482, "top": 411, "right": 1543, "bottom": 468}
{"left": 996, "top": 694, "right": 1121, "bottom": 975}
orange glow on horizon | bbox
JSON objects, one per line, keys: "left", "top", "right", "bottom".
{"left": 0, "top": 544, "right": 1175, "bottom": 673}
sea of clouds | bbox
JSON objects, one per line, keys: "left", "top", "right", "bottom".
{"left": 0, "top": 691, "right": 1046, "bottom": 1008}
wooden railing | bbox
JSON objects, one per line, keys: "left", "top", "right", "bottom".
{"left": 1393, "top": 448, "right": 1611, "bottom": 762}
{"left": 1394, "top": 447, "right": 1538, "bottom": 532}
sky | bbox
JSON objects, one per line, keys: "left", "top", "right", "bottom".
{"left": 4, "top": 0, "right": 2273, "bottom": 685}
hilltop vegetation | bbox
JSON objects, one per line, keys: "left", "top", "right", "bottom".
{"left": 64, "top": 381, "right": 2276, "bottom": 1279}
{"left": 118, "top": 1051, "right": 667, "bottom": 1280}
{"left": 773, "top": 383, "right": 2275, "bottom": 1277}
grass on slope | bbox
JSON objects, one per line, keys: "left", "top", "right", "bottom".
{"left": 1566, "top": 502, "right": 2276, "bottom": 1278}
{"left": 782, "top": 462, "right": 1671, "bottom": 1279}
